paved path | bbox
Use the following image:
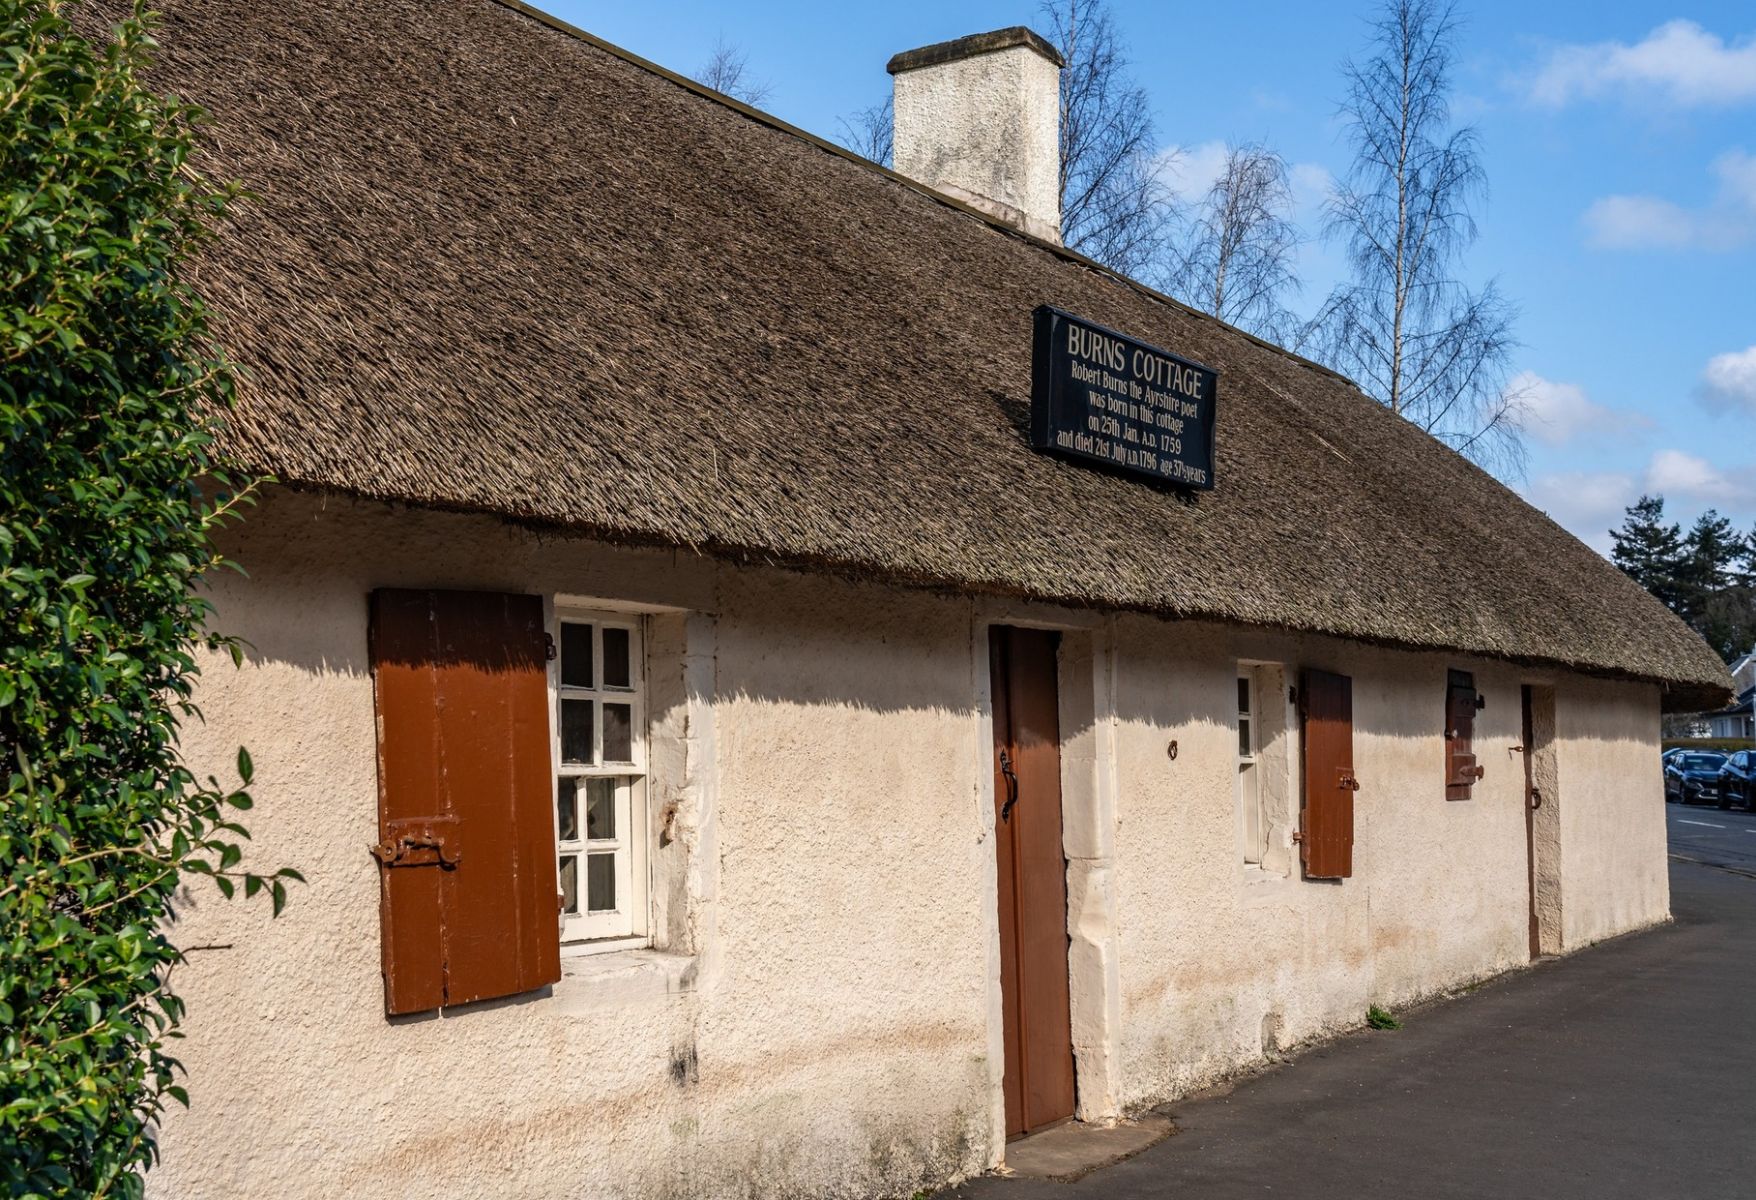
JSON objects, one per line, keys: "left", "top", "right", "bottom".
{"left": 943, "top": 855, "right": 1756, "bottom": 1200}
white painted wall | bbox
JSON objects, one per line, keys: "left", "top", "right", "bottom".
{"left": 153, "top": 491, "right": 1668, "bottom": 1198}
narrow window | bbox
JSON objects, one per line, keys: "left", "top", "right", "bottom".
{"left": 1444, "top": 669, "right": 1481, "bottom": 801}
{"left": 554, "top": 613, "right": 648, "bottom": 947}
{"left": 1237, "top": 671, "right": 1264, "bottom": 864}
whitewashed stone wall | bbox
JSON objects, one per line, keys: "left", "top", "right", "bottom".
{"left": 153, "top": 491, "right": 1667, "bottom": 1198}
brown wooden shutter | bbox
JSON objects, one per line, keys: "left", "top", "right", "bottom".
{"left": 369, "top": 589, "right": 561, "bottom": 1015}
{"left": 1300, "top": 668, "right": 1356, "bottom": 879}
{"left": 1444, "top": 669, "right": 1482, "bottom": 801}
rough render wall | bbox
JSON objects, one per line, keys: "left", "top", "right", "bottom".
{"left": 1106, "top": 622, "right": 1669, "bottom": 1109}
{"left": 156, "top": 492, "right": 992, "bottom": 1200}
{"left": 153, "top": 492, "right": 1669, "bottom": 1197}
{"left": 1555, "top": 677, "right": 1669, "bottom": 950}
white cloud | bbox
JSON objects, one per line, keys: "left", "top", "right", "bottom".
{"left": 1526, "top": 454, "right": 1756, "bottom": 554}
{"left": 1157, "top": 141, "right": 1232, "bottom": 203}
{"left": 1645, "top": 449, "right": 1755, "bottom": 506}
{"left": 1583, "top": 149, "right": 1756, "bottom": 250}
{"left": 1288, "top": 162, "right": 1336, "bottom": 210}
{"left": 1700, "top": 345, "right": 1756, "bottom": 413}
{"left": 1529, "top": 20, "right": 1756, "bottom": 109}
{"left": 1158, "top": 142, "right": 1333, "bottom": 214}
{"left": 1524, "top": 471, "right": 1637, "bottom": 553}
{"left": 1511, "top": 371, "right": 1648, "bottom": 446}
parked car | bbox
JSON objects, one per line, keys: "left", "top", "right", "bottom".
{"left": 1717, "top": 750, "right": 1756, "bottom": 810}
{"left": 1662, "top": 746, "right": 1689, "bottom": 765}
{"left": 1666, "top": 752, "right": 1728, "bottom": 805}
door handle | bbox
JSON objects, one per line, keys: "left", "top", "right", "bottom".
{"left": 999, "top": 748, "right": 1020, "bottom": 822}
{"left": 1528, "top": 788, "right": 1543, "bottom": 811}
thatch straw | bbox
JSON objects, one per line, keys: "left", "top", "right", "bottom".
{"left": 117, "top": 0, "right": 1731, "bottom": 710}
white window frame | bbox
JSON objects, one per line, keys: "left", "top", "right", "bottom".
{"left": 1236, "top": 668, "right": 1266, "bottom": 866}
{"left": 551, "top": 608, "right": 649, "bottom": 953}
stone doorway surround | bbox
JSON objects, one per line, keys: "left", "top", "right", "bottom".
{"left": 974, "top": 604, "right": 1125, "bottom": 1165}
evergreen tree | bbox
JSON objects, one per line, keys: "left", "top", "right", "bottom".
{"left": 1732, "top": 522, "right": 1756, "bottom": 590}
{"left": 1677, "top": 509, "right": 1740, "bottom": 622}
{"left": 1698, "top": 588, "right": 1756, "bottom": 664}
{"left": 1609, "top": 495, "right": 1685, "bottom": 614}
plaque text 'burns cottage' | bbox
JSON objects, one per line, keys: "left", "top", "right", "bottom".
{"left": 1030, "top": 306, "right": 1218, "bottom": 489}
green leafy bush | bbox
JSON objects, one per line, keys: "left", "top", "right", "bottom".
{"left": 0, "top": 3, "right": 296, "bottom": 1195}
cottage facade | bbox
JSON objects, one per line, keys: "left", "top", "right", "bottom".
{"left": 125, "top": 1, "right": 1730, "bottom": 1197}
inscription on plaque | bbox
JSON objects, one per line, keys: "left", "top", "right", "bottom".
{"left": 1030, "top": 305, "right": 1218, "bottom": 489}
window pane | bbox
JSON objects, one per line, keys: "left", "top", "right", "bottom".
{"left": 559, "top": 854, "right": 578, "bottom": 914}
{"left": 603, "top": 702, "right": 633, "bottom": 763}
{"left": 1238, "top": 717, "right": 1252, "bottom": 758}
{"left": 561, "top": 623, "right": 593, "bottom": 688}
{"left": 561, "top": 699, "right": 595, "bottom": 765}
{"left": 585, "top": 777, "right": 616, "bottom": 841}
{"left": 603, "top": 627, "right": 631, "bottom": 689}
{"left": 556, "top": 778, "right": 578, "bottom": 841}
{"left": 586, "top": 852, "right": 616, "bottom": 912}
{"left": 1237, "top": 676, "right": 1251, "bottom": 714}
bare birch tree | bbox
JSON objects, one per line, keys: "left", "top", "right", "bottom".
{"left": 838, "top": 2, "right": 1174, "bottom": 271}
{"left": 834, "top": 0, "right": 1179, "bottom": 280}
{"left": 1041, "top": 0, "right": 1174, "bottom": 276}
{"left": 1170, "top": 144, "right": 1302, "bottom": 340}
{"left": 695, "top": 37, "right": 773, "bottom": 106}
{"left": 837, "top": 98, "right": 893, "bottom": 168}
{"left": 1305, "top": 0, "right": 1525, "bottom": 473}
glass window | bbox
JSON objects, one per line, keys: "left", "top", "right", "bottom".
{"left": 602, "top": 627, "right": 631, "bottom": 690}
{"left": 560, "top": 622, "right": 593, "bottom": 689}
{"left": 1237, "top": 668, "right": 1267, "bottom": 867}
{"left": 554, "top": 613, "right": 646, "bottom": 947}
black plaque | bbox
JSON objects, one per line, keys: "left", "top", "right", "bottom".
{"left": 1031, "top": 306, "right": 1218, "bottom": 489}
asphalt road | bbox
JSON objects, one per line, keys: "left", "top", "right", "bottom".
{"left": 1667, "top": 796, "right": 1756, "bottom": 875}
{"left": 944, "top": 829, "right": 1756, "bottom": 1199}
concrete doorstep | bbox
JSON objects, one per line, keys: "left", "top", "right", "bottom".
{"left": 1001, "top": 1118, "right": 1176, "bottom": 1182}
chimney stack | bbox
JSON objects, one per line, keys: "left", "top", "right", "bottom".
{"left": 886, "top": 27, "right": 1065, "bottom": 244}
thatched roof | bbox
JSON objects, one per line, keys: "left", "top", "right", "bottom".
{"left": 128, "top": 0, "right": 1728, "bottom": 709}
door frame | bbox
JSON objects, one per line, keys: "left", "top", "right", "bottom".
{"left": 1520, "top": 683, "right": 1562, "bottom": 957}
{"left": 975, "top": 607, "right": 1122, "bottom": 1160}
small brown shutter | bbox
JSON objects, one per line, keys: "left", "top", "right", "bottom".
{"left": 1300, "top": 668, "right": 1356, "bottom": 879}
{"left": 369, "top": 589, "right": 561, "bottom": 1015}
{"left": 1444, "top": 669, "right": 1481, "bottom": 801}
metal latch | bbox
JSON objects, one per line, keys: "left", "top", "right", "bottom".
{"left": 370, "top": 817, "right": 461, "bottom": 868}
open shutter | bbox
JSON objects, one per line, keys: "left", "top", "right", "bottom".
{"left": 1300, "top": 668, "right": 1356, "bottom": 879}
{"left": 370, "top": 589, "right": 561, "bottom": 1015}
{"left": 1444, "top": 669, "right": 1482, "bottom": 801}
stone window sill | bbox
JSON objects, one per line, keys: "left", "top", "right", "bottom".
{"left": 551, "top": 947, "right": 697, "bottom": 1013}
{"left": 1241, "top": 863, "right": 1292, "bottom": 888}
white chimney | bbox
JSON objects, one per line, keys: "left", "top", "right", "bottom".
{"left": 887, "top": 27, "right": 1065, "bottom": 244}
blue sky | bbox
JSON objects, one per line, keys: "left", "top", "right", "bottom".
{"left": 547, "top": 2, "right": 1754, "bottom": 554}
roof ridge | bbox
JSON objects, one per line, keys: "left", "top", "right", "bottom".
{"left": 486, "top": 0, "right": 1361, "bottom": 393}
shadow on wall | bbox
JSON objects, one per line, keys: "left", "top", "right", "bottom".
{"left": 208, "top": 487, "right": 1663, "bottom": 760}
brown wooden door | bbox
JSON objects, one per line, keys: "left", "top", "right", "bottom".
{"left": 990, "top": 626, "right": 1076, "bottom": 1138}
{"left": 1300, "top": 667, "right": 1356, "bottom": 879}
{"left": 1521, "top": 685, "right": 1540, "bottom": 960}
